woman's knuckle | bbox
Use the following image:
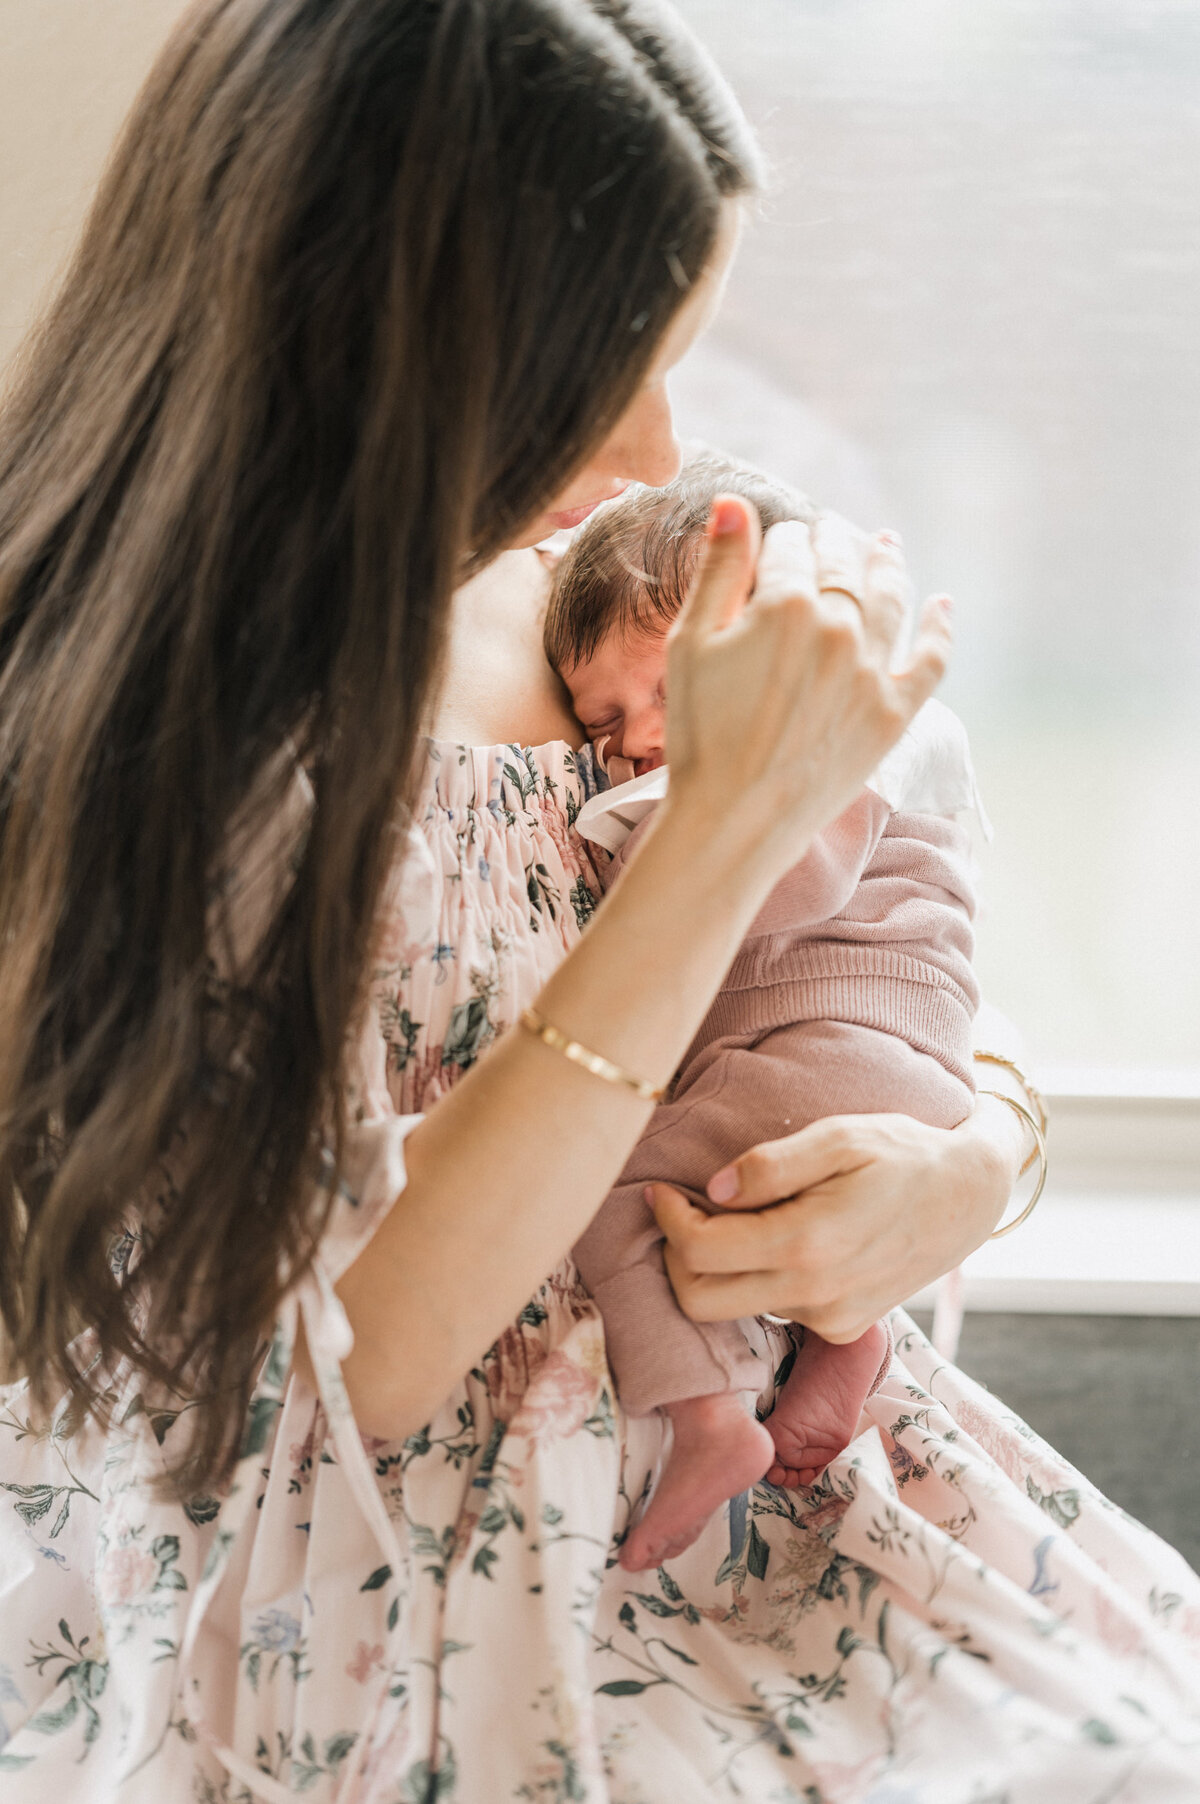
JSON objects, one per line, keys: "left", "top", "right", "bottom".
{"left": 739, "top": 1146, "right": 773, "bottom": 1192}
{"left": 784, "top": 586, "right": 818, "bottom": 622}
{"left": 675, "top": 1234, "right": 705, "bottom": 1276}
{"left": 672, "top": 1280, "right": 696, "bottom": 1315}
{"left": 822, "top": 1115, "right": 856, "bottom": 1151}
{"left": 850, "top": 669, "right": 883, "bottom": 716}
{"left": 799, "top": 1214, "right": 831, "bottom": 1259}
{"left": 666, "top": 1251, "right": 695, "bottom": 1293}
{"left": 680, "top": 1286, "right": 714, "bottom": 1323}
{"left": 788, "top": 1235, "right": 822, "bottom": 1285}
{"left": 762, "top": 1214, "right": 795, "bottom": 1263}
{"left": 736, "top": 1147, "right": 761, "bottom": 1190}
{"left": 872, "top": 555, "right": 902, "bottom": 580}
{"left": 820, "top": 619, "right": 859, "bottom": 665}
{"left": 806, "top": 1265, "right": 838, "bottom": 1308}
{"left": 764, "top": 592, "right": 813, "bottom": 643}
{"left": 873, "top": 689, "right": 907, "bottom": 733}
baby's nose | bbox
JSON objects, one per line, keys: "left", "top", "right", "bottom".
{"left": 621, "top": 703, "right": 665, "bottom": 767}
{"left": 622, "top": 730, "right": 665, "bottom": 777}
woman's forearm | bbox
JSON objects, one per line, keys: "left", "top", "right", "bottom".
{"left": 946, "top": 1089, "right": 1027, "bottom": 1242}
{"left": 336, "top": 792, "right": 792, "bottom": 1440}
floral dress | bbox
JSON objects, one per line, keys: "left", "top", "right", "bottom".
{"left": 2, "top": 737, "right": 1200, "bottom": 1803}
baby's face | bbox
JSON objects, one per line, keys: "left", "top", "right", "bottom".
{"left": 562, "top": 624, "right": 669, "bottom": 782}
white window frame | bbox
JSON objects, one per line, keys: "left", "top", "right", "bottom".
{"left": 910, "top": 1075, "right": 1200, "bottom": 1317}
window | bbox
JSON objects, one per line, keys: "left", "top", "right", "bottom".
{"left": 672, "top": 0, "right": 1200, "bottom": 1083}
{"left": 670, "top": 0, "right": 1200, "bottom": 1311}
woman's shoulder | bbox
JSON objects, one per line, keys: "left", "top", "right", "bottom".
{"left": 430, "top": 549, "right": 585, "bottom": 751}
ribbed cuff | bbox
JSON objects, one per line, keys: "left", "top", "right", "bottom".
{"left": 588, "top": 1265, "right": 765, "bottom": 1416}
{"left": 694, "top": 946, "right": 977, "bottom": 1092}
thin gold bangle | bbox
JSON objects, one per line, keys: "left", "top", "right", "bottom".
{"left": 981, "top": 1090, "right": 1048, "bottom": 1238}
{"left": 973, "top": 1051, "right": 1047, "bottom": 1177}
{"left": 519, "top": 1007, "right": 665, "bottom": 1103}
{"left": 973, "top": 1050, "right": 1048, "bottom": 1138}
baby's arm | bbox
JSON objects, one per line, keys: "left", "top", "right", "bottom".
{"left": 571, "top": 1041, "right": 772, "bottom": 1415}
{"left": 574, "top": 801, "right": 980, "bottom": 1404}
{"left": 573, "top": 789, "right": 899, "bottom": 1412}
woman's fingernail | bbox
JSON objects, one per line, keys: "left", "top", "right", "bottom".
{"left": 644, "top": 1186, "right": 657, "bottom": 1208}
{"left": 876, "top": 529, "right": 903, "bottom": 548}
{"left": 707, "top": 1166, "right": 740, "bottom": 1203}
{"left": 709, "top": 498, "right": 743, "bottom": 537}
{"left": 934, "top": 592, "right": 954, "bottom": 616}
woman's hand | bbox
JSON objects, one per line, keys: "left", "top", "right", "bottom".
{"left": 649, "top": 1096, "right": 1026, "bottom": 1340}
{"left": 663, "top": 501, "right": 953, "bottom": 888}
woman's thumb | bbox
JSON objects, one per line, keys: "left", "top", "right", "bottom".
{"left": 676, "top": 493, "right": 761, "bottom": 636}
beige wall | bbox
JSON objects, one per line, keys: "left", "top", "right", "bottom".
{"left": 0, "top": 2, "right": 187, "bottom": 367}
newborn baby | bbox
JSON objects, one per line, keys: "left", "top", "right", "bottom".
{"left": 544, "top": 451, "right": 983, "bottom": 1572}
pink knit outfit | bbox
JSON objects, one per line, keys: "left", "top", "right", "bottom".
{"left": 572, "top": 784, "right": 980, "bottom": 1418}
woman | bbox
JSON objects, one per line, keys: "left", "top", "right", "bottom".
{"left": 0, "top": 1, "right": 1196, "bottom": 1798}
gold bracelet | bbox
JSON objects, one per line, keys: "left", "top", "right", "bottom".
{"left": 981, "top": 1090, "right": 1048, "bottom": 1238}
{"left": 519, "top": 1007, "right": 665, "bottom": 1103}
{"left": 973, "top": 1050, "right": 1048, "bottom": 1139}
{"left": 974, "top": 1051, "right": 1047, "bottom": 1177}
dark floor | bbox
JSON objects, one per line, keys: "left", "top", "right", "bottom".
{"left": 909, "top": 1312, "right": 1200, "bottom": 1572}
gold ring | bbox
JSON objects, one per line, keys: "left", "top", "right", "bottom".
{"left": 818, "top": 584, "right": 863, "bottom": 607}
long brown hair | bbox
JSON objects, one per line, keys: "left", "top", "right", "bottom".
{"left": 0, "top": 0, "right": 758, "bottom": 1487}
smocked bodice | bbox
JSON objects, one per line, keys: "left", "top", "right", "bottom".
{"left": 370, "top": 738, "right": 609, "bottom": 1115}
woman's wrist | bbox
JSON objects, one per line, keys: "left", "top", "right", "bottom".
{"left": 955, "top": 1091, "right": 1027, "bottom": 1238}
{"left": 536, "top": 790, "right": 806, "bottom": 1093}
{"left": 652, "top": 782, "right": 808, "bottom": 911}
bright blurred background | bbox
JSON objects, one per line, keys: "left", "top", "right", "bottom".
{"left": 3, "top": 0, "right": 1199, "bottom": 1079}
{"left": 668, "top": 0, "right": 1200, "bottom": 1080}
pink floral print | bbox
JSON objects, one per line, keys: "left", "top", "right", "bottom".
{"left": 1, "top": 738, "right": 1198, "bottom": 1803}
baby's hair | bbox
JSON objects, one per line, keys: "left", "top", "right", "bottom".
{"left": 544, "top": 447, "right": 817, "bottom": 673}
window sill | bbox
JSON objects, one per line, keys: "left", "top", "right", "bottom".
{"left": 907, "top": 1079, "right": 1200, "bottom": 1316}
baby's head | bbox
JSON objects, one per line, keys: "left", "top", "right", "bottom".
{"left": 544, "top": 449, "right": 815, "bottom": 779}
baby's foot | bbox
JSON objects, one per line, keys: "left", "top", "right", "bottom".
{"left": 765, "top": 1321, "right": 891, "bottom": 1488}
{"left": 619, "top": 1392, "right": 774, "bottom": 1572}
